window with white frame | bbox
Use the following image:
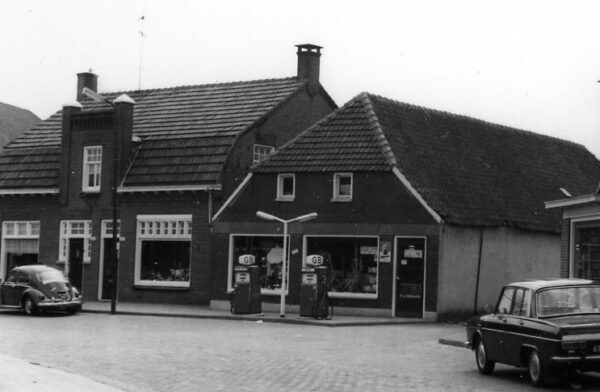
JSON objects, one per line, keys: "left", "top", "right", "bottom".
{"left": 229, "top": 234, "right": 287, "bottom": 294}
{"left": 82, "top": 146, "right": 102, "bottom": 192}
{"left": 304, "top": 235, "right": 378, "bottom": 298}
{"left": 333, "top": 173, "right": 353, "bottom": 201}
{"left": 572, "top": 218, "right": 600, "bottom": 279}
{"left": 253, "top": 144, "right": 275, "bottom": 165}
{"left": 1, "top": 221, "right": 40, "bottom": 278}
{"left": 276, "top": 174, "right": 295, "bottom": 201}
{"left": 135, "top": 215, "right": 192, "bottom": 287}
{"left": 58, "top": 221, "right": 92, "bottom": 264}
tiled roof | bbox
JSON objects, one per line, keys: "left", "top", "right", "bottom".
{"left": 255, "top": 93, "right": 600, "bottom": 232}
{"left": 0, "top": 146, "right": 60, "bottom": 189}
{"left": 1, "top": 77, "right": 308, "bottom": 189}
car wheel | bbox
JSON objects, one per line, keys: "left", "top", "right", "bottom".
{"left": 475, "top": 339, "right": 495, "bottom": 374}
{"left": 23, "top": 297, "right": 37, "bottom": 316}
{"left": 527, "top": 350, "right": 546, "bottom": 387}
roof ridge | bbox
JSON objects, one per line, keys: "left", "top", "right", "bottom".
{"left": 359, "top": 93, "right": 397, "bottom": 167}
{"left": 99, "top": 76, "right": 302, "bottom": 97}
{"left": 365, "top": 93, "right": 589, "bottom": 151}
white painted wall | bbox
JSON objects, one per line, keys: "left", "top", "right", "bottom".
{"left": 437, "top": 225, "right": 560, "bottom": 317}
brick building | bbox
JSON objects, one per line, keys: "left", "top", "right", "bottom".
{"left": 212, "top": 93, "right": 600, "bottom": 319}
{"left": 0, "top": 44, "right": 336, "bottom": 305}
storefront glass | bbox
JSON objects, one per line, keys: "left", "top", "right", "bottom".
{"left": 573, "top": 219, "right": 600, "bottom": 279}
{"left": 230, "top": 235, "right": 285, "bottom": 291}
{"left": 305, "top": 236, "right": 378, "bottom": 296}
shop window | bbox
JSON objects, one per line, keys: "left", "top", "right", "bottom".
{"left": 332, "top": 173, "right": 353, "bottom": 201}
{"left": 58, "top": 221, "right": 92, "bottom": 264}
{"left": 1, "top": 221, "right": 40, "bottom": 278}
{"left": 229, "top": 235, "right": 287, "bottom": 293}
{"left": 572, "top": 219, "right": 600, "bottom": 279}
{"left": 135, "top": 215, "right": 192, "bottom": 288}
{"left": 277, "top": 174, "right": 295, "bottom": 201}
{"left": 253, "top": 144, "right": 275, "bottom": 165}
{"left": 305, "top": 236, "right": 378, "bottom": 298}
{"left": 82, "top": 146, "right": 102, "bottom": 192}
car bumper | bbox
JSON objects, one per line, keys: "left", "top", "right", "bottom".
{"left": 550, "top": 354, "right": 600, "bottom": 371}
{"left": 37, "top": 299, "right": 82, "bottom": 310}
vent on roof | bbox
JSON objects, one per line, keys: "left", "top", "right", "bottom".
{"left": 77, "top": 71, "right": 98, "bottom": 102}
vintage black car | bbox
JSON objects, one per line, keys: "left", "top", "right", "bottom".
{"left": 466, "top": 279, "right": 600, "bottom": 386}
{"left": 0, "top": 265, "right": 82, "bottom": 315}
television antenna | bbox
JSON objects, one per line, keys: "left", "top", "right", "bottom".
{"left": 137, "top": 15, "right": 146, "bottom": 91}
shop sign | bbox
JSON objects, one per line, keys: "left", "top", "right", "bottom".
{"left": 238, "top": 254, "right": 256, "bottom": 265}
{"left": 305, "top": 254, "right": 324, "bottom": 266}
{"left": 360, "top": 246, "right": 378, "bottom": 255}
{"left": 403, "top": 245, "right": 423, "bottom": 259}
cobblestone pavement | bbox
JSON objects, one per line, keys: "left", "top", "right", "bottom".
{"left": 0, "top": 310, "right": 598, "bottom": 391}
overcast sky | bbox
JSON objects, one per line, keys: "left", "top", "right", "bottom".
{"left": 1, "top": 0, "right": 599, "bottom": 158}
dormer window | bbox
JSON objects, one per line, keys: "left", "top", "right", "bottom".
{"left": 83, "top": 146, "right": 102, "bottom": 192}
{"left": 253, "top": 144, "right": 275, "bottom": 165}
{"left": 333, "top": 173, "right": 352, "bottom": 201}
{"left": 277, "top": 174, "right": 295, "bottom": 201}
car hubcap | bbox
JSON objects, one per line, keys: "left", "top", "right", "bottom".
{"left": 25, "top": 300, "right": 32, "bottom": 314}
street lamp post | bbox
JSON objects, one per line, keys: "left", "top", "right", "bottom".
{"left": 82, "top": 87, "right": 128, "bottom": 315}
{"left": 256, "top": 211, "right": 317, "bottom": 318}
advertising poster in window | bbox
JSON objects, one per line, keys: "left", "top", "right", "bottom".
{"left": 379, "top": 241, "right": 391, "bottom": 263}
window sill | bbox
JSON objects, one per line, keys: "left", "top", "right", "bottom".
{"left": 134, "top": 284, "right": 190, "bottom": 291}
{"left": 275, "top": 197, "right": 294, "bottom": 202}
{"left": 329, "top": 292, "right": 377, "bottom": 300}
{"left": 331, "top": 197, "right": 352, "bottom": 202}
{"left": 80, "top": 190, "right": 100, "bottom": 197}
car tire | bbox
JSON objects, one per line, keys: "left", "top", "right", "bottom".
{"left": 475, "top": 339, "right": 495, "bottom": 374}
{"left": 527, "top": 350, "right": 546, "bottom": 387}
{"left": 23, "top": 297, "right": 37, "bottom": 316}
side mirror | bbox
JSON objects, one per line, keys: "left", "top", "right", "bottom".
{"left": 484, "top": 304, "right": 494, "bottom": 314}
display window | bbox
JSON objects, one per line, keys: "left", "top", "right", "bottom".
{"left": 229, "top": 234, "right": 287, "bottom": 294}
{"left": 572, "top": 218, "right": 600, "bottom": 279}
{"left": 135, "top": 215, "right": 192, "bottom": 288}
{"left": 304, "top": 236, "right": 378, "bottom": 298}
{"left": 1, "top": 221, "right": 40, "bottom": 278}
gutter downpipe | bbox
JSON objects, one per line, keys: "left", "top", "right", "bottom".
{"left": 474, "top": 227, "right": 484, "bottom": 314}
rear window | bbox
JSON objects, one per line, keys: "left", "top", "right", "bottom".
{"left": 537, "top": 286, "right": 600, "bottom": 317}
{"left": 37, "top": 269, "right": 67, "bottom": 284}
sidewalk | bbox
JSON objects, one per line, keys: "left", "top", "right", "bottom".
{"left": 81, "top": 300, "right": 434, "bottom": 327}
{"left": 0, "top": 353, "right": 125, "bottom": 392}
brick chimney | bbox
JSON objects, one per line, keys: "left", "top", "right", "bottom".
{"left": 77, "top": 71, "right": 98, "bottom": 102}
{"left": 296, "top": 44, "right": 322, "bottom": 95}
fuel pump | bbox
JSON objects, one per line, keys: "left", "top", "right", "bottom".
{"left": 229, "top": 254, "right": 262, "bottom": 314}
{"left": 299, "top": 254, "right": 332, "bottom": 319}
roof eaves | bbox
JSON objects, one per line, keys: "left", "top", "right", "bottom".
{"left": 118, "top": 184, "right": 222, "bottom": 194}
{"left": 0, "top": 188, "right": 59, "bottom": 196}
{"left": 545, "top": 193, "right": 600, "bottom": 209}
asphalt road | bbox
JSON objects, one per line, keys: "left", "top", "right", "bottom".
{"left": 0, "top": 310, "right": 598, "bottom": 391}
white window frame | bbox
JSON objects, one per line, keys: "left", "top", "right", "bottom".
{"left": 134, "top": 215, "right": 192, "bottom": 288}
{"left": 1, "top": 221, "right": 40, "bottom": 280}
{"left": 58, "top": 221, "right": 92, "bottom": 265}
{"left": 332, "top": 172, "right": 353, "bottom": 202}
{"left": 82, "top": 146, "right": 102, "bottom": 193}
{"left": 569, "top": 215, "right": 600, "bottom": 278}
{"left": 227, "top": 233, "right": 289, "bottom": 296}
{"left": 276, "top": 173, "right": 295, "bottom": 201}
{"left": 302, "top": 234, "right": 379, "bottom": 300}
{"left": 253, "top": 144, "right": 275, "bottom": 165}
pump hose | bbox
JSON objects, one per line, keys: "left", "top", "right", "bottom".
{"left": 229, "top": 289, "right": 236, "bottom": 314}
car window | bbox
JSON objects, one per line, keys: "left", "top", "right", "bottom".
{"left": 497, "top": 287, "right": 515, "bottom": 314}
{"left": 537, "top": 286, "right": 600, "bottom": 317}
{"left": 17, "top": 273, "right": 30, "bottom": 284}
{"left": 510, "top": 288, "right": 530, "bottom": 316}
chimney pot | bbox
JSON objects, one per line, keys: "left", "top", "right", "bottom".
{"left": 77, "top": 71, "right": 99, "bottom": 102}
{"left": 296, "top": 44, "right": 322, "bottom": 95}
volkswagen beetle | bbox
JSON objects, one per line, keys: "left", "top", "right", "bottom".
{"left": 0, "top": 265, "right": 82, "bottom": 315}
{"left": 466, "top": 279, "right": 600, "bottom": 386}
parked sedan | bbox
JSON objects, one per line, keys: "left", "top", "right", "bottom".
{"left": 466, "top": 279, "right": 600, "bottom": 386}
{"left": 0, "top": 265, "right": 82, "bottom": 315}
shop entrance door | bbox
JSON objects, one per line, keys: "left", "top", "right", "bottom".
{"left": 101, "top": 238, "right": 117, "bottom": 300}
{"left": 68, "top": 238, "right": 84, "bottom": 290}
{"left": 395, "top": 237, "right": 425, "bottom": 318}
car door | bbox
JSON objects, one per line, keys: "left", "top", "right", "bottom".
{"left": 2, "top": 271, "right": 21, "bottom": 306}
{"left": 502, "top": 288, "right": 531, "bottom": 366}
{"left": 481, "top": 286, "right": 516, "bottom": 363}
